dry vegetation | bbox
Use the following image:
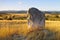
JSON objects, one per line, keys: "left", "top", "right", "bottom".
{"left": 45, "top": 14, "right": 60, "bottom": 40}
{"left": 0, "top": 13, "right": 60, "bottom": 40}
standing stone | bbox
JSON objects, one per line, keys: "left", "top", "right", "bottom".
{"left": 28, "top": 7, "right": 45, "bottom": 29}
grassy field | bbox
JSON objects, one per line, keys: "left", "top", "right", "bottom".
{"left": 0, "top": 14, "right": 60, "bottom": 40}
{"left": 45, "top": 20, "right": 60, "bottom": 32}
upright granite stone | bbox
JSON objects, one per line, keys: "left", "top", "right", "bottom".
{"left": 28, "top": 7, "right": 45, "bottom": 29}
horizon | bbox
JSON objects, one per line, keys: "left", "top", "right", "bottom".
{"left": 0, "top": 0, "right": 60, "bottom": 11}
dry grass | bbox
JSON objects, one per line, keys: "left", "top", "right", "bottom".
{"left": 0, "top": 14, "right": 60, "bottom": 40}
{"left": 0, "top": 20, "right": 59, "bottom": 40}
{"left": 0, "top": 20, "right": 28, "bottom": 37}
{"left": 45, "top": 20, "right": 60, "bottom": 32}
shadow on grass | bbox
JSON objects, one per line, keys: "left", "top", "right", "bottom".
{"left": 0, "top": 29, "right": 58, "bottom": 40}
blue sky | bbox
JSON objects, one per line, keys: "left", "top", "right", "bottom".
{"left": 0, "top": 0, "right": 60, "bottom": 11}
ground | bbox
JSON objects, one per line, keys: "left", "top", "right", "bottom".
{"left": 0, "top": 13, "right": 60, "bottom": 40}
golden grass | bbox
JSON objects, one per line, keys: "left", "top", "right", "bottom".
{"left": 0, "top": 20, "right": 59, "bottom": 38}
{"left": 10, "top": 13, "right": 28, "bottom": 17}
{"left": 0, "top": 20, "right": 60, "bottom": 37}
{"left": 0, "top": 13, "right": 60, "bottom": 40}
{"left": 0, "top": 20, "right": 28, "bottom": 37}
{"left": 45, "top": 20, "right": 60, "bottom": 32}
